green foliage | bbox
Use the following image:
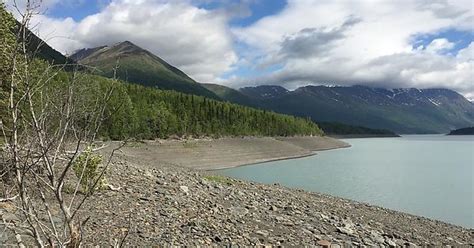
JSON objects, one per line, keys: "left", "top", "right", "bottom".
{"left": 1, "top": 4, "right": 16, "bottom": 77}
{"left": 72, "top": 41, "right": 221, "bottom": 99}
{"left": 203, "top": 175, "right": 233, "bottom": 185}
{"left": 72, "top": 147, "right": 106, "bottom": 195}
{"left": 114, "top": 83, "right": 323, "bottom": 139}
{"left": 202, "top": 83, "right": 260, "bottom": 107}
{"left": 1, "top": 5, "right": 322, "bottom": 140}
{"left": 0, "top": 4, "right": 17, "bottom": 121}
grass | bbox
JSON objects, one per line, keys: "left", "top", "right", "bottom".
{"left": 203, "top": 175, "right": 233, "bottom": 185}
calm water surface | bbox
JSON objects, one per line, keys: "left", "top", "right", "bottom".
{"left": 219, "top": 135, "right": 474, "bottom": 228}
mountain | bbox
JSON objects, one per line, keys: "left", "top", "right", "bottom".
{"left": 448, "top": 127, "right": 474, "bottom": 135}
{"left": 206, "top": 84, "right": 474, "bottom": 134}
{"left": 26, "top": 30, "right": 74, "bottom": 66}
{"left": 240, "top": 85, "right": 289, "bottom": 99}
{"left": 70, "top": 41, "right": 220, "bottom": 99}
{"left": 202, "top": 83, "right": 260, "bottom": 107}
{"left": 1, "top": 6, "right": 73, "bottom": 66}
{"left": 203, "top": 84, "right": 398, "bottom": 136}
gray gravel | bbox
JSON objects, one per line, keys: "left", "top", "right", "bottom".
{"left": 1, "top": 138, "right": 472, "bottom": 246}
{"left": 76, "top": 158, "right": 472, "bottom": 246}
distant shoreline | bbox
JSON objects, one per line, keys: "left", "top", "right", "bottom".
{"left": 447, "top": 127, "right": 474, "bottom": 135}
{"left": 114, "top": 136, "right": 350, "bottom": 171}
{"left": 329, "top": 134, "right": 401, "bottom": 139}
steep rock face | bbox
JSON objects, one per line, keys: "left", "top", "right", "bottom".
{"left": 233, "top": 85, "right": 474, "bottom": 134}
{"left": 70, "top": 41, "right": 220, "bottom": 99}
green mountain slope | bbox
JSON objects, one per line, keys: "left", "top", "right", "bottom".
{"left": 239, "top": 85, "right": 474, "bottom": 134}
{"left": 1, "top": 6, "right": 73, "bottom": 66}
{"left": 202, "top": 83, "right": 260, "bottom": 107}
{"left": 204, "top": 84, "right": 398, "bottom": 135}
{"left": 26, "top": 31, "right": 74, "bottom": 66}
{"left": 70, "top": 41, "right": 220, "bottom": 99}
{"left": 204, "top": 82, "right": 474, "bottom": 134}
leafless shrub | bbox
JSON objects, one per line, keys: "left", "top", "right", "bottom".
{"left": 0, "top": 1, "right": 124, "bottom": 246}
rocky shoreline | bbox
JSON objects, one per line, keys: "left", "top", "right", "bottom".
{"left": 77, "top": 159, "right": 472, "bottom": 246}
{"left": 1, "top": 137, "right": 472, "bottom": 246}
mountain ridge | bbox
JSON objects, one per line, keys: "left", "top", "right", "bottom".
{"left": 70, "top": 41, "right": 220, "bottom": 99}
{"left": 204, "top": 83, "right": 474, "bottom": 134}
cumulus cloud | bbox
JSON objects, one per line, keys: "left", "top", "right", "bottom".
{"left": 425, "top": 38, "right": 455, "bottom": 54}
{"left": 4, "top": 0, "right": 473, "bottom": 98}
{"left": 231, "top": 0, "right": 474, "bottom": 98}
{"left": 14, "top": 0, "right": 237, "bottom": 83}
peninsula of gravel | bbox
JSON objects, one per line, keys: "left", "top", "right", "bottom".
{"left": 2, "top": 136, "right": 472, "bottom": 246}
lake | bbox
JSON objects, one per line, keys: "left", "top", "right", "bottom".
{"left": 219, "top": 135, "right": 474, "bottom": 228}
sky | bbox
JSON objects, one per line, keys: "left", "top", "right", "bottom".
{"left": 4, "top": 0, "right": 474, "bottom": 99}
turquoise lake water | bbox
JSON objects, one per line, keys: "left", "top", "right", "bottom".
{"left": 219, "top": 135, "right": 474, "bottom": 228}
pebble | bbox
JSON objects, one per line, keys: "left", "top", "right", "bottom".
{"left": 179, "top": 186, "right": 189, "bottom": 194}
{"left": 317, "top": 240, "right": 331, "bottom": 247}
{"left": 3, "top": 154, "right": 467, "bottom": 247}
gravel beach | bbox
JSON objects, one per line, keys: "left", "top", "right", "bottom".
{"left": 1, "top": 136, "right": 472, "bottom": 246}
{"left": 118, "top": 136, "right": 350, "bottom": 170}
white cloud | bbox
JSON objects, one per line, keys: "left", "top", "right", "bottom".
{"left": 231, "top": 0, "right": 474, "bottom": 97}
{"left": 20, "top": 0, "right": 237, "bottom": 83}
{"left": 4, "top": 0, "right": 474, "bottom": 98}
{"left": 425, "top": 38, "right": 455, "bottom": 54}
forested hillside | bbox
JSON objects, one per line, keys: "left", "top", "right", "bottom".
{"left": 70, "top": 41, "right": 220, "bottom": 99}
{"left": 0, "top": 59, "right": 323, "bottom": 140}
{"left": 206, "top": 83, "right": 474, "bottom": 134}
{"left": 99, "top": 77, "right": 323, "bottom": 139}
{"left": 0, "top": 5, "right": 322, "bottom": 140}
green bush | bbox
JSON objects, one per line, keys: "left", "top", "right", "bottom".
{"left": 72, "top": 147, "right": 106, "bottom": 195}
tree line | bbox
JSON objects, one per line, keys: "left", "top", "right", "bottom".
{"left": 0, "top": 57, "right": 323, "bottom": 141}
{"left": 99, "top": 77, "right": 323, "bottom": 139}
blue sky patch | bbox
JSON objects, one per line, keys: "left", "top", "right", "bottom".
{"left": 412, "top": 28, "right": 473, "bottom": 55}
{"left": 46, "top": 0, "right": 111, "bottom": 21}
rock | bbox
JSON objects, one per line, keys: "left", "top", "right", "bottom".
{"left": 107, "top": 184, "right": 122, "bottom": 191}
{"left": 269, "top": 205, "right": 278, "bottom": 211}
{"left": 336, "top": 227, "right": 354, "bottom": 235}
{"left": 371, "top": 230, "right": 385, "bottom": 244}
{"left": 317, "top": 240, "right": 331, "bottom": 247}
{"left": 256, "top": 230, "right": 269, "bottom": 237}
{"left": 385, "top": 238, "right": 397, "bottom": 247}
{"left": 155, "top": 188, "right": 167, "bottom": 195}
{"left": 144, "top": 169, "right": 154, "bottom": 178}
{"left": 404, "top": 241, "right": 418, "bottom": 247}
{"left": 179, "top": 186, "right": 189, "bottom": 194}
{"left": 341, "top": 218, "right": 354, "bottom": 228}
{"left": 230, "top": 207, "right": 249, "bottom": 217}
